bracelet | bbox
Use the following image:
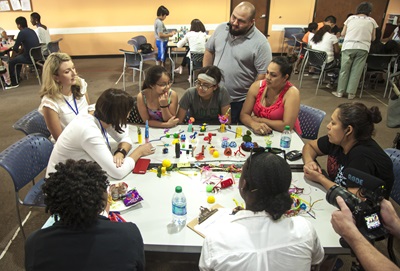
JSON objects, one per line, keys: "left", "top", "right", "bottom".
{"left": 114, "top": 148, "right": 127, "bottom": 158}
{"left": 160, "top": 104, "right": 169, "bottom": 108}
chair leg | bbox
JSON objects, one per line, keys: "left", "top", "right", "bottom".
{"left": 33, "top": 64, "right": 41, "bottom": 85}
{"left": 122, "top": 69, "right": 126, "bottom": 91}
{"left": 15, "top": 196, "right": 26, "bottom": 239}
{"left": 316, "top": 67, "right": 324, "bottom": 95}
{"left": 139, "top": 62, "right": 143, "bottom": 91}
{"left": 384, "top": 71, "right": 391, "bottom": 98}
{"left": 359, "top": 65, "right": 367, "bottom": 98}
{"left": 190, "top": 60, "right": 194, "bottom": 87}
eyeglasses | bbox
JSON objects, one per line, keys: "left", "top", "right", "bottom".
{"left": 195, "top": 80, "right": 215, "bottom": 91}
{"left": 156, "top": 81, "right": 173, "bottom": 89}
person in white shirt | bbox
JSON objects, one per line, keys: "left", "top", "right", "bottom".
{"left": 39, "top": 53, "right": 92, "bottom": 141}
{"left": 174, "top": 19, "right": 207, "bottom": 82}
{"left": 46, "top": 88, "right": 155, "bottom": 179}
{"left": 199, "top": 152, "right": 324, "bottom": 271}
{"left": 30, "top": 12, "right": 51, "bottom": 55}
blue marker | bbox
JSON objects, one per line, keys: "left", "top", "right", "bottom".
{"left": 145, "top": 120, "right": 149, "bottom": 143}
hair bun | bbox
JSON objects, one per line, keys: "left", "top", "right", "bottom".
{"left": 369, "top": 106, "right": 382, "bottom": 124}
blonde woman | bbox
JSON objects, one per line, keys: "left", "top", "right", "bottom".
{"left": 39, "top": 53, "right": 92, "bottom": 141}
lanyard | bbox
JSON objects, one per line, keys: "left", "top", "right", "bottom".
{"left": 64, "top": 95, "right": 79, "bottom": 115}
{"left": 96, "top": 117, "right": 111, "bottom": 152}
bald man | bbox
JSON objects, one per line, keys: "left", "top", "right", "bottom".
{"left": 204, "top": 1, "right": 272, "bottom": 124}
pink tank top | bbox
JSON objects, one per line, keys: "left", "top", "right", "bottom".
{"left": 253, "top": 80, "right": 302, "bottom": 135}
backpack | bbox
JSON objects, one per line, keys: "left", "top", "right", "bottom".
{"left": 139, "top": 43, "right": 154, "bottom": 54}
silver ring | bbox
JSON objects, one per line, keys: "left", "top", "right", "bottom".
{"left": 260, "top": 129, "right": 264, "bottom": 134}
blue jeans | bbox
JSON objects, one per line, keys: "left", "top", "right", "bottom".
{"left": 9, "top": 54, "right": 32, "bottom": 85}
{"left": 156, "top": 40, "right": 168, "bottom": 62}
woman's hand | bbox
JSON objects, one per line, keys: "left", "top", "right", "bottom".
{"left": 159, "top": 92, "right": 169, "bottom": 107}
{"left": 113, "top": 152, "right": 125, "bottom": 168}
{"left": 251, "top": 122, "right": 272, "bottom": 135}
{"left": 137, "top": 143, "right": 156, "bottom": 157}
{"left": 166, "top": 116, "right": 179, "bottom": 127}
{"left": 303, "top": 162, "right": 324, "bottom": 184}
{"left": 304, "top": 161, "right": 322, "bottom": 173}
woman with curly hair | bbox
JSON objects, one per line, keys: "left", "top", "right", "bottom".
{"left": 25, "top": 159, "right": 144, "bottom": 271}
{"left": 303, "top": 102, "right": 394, "bottom": 198}
{"left": 39, "top": 52, "right": 93, "bottom": 141}
{"left": 199, "top": 152, "right": 324, "bottom": 270}
{"left": 46, "top": 88, "right": 154, "bottom": 180}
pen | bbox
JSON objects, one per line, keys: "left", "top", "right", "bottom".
{"left": 137, "top": 126, "right": 142, "bottom": 144}
{"left": 307, "top": 211, "right": 316, "bottom": 219}
{"left": 145, "top": 120, "right": 149, "bottom": 143}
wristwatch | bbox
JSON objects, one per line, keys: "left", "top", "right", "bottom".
{"left": 114, "top": 148, "right": 127, "bottom": 158}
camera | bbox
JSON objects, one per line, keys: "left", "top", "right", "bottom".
{"left": 326, "top": 168, "right": 388, "bottom": 243}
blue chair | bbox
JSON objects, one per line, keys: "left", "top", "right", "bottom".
{"left": 281, "top": 27, "right": 304, "bottom": 55}
{"left": 0, "top": 134, "right": 53, "bottom": 239}
{"left": 13, "top": 109, "right": 51, "bottom": 138}
{"left": 298, "top": 104, "right": 326, "bottom": 140}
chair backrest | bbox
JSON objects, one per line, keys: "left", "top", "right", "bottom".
{"left": 385, "top": 148, "right": 400, "bottom": 205}
{"left": 284, "top": 27, "right": 304, "bottom": 39}
{"left": 292, "top": 33, "right": 305, "bottom": 45}
{"left": 298, "top": 104, "right": 326, "bottom": 140}
{"left": 306, "top": 48, "right": 328, "bottom": 67}
{"left": 13, "top": 109, "right": 51, "bottom": 138}
{"left": 0, "top": 134, "right": 53, "bottom": 192}
{"left": 128, "top": 35, "right": 148, "bottom": 52}
{"left": 47, "top": 38, "right": 63, "bottom": 54}
{"left": 29, "top": 46, "right": 45, "bottom": 63}
{"left": 366, "top": 54, "right": 397, "bottom": 71}
{"left": 190, "top": 51, "right": 204, "bottom": 65}
{"left": 119, "top": 49, "right": 142, "bottom": 68}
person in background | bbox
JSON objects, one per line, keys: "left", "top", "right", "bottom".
{"left": 382, "top": 20, "right": 400, "bottom": 42}
{"left": 302, "top": 22, "right": 318, "bottom": 44}
{"left": 137, "top": 66, "right": 179, "bottom": 128}
{"left": 333, "top": 2, "right": 377, "bottom": 100}
{"left": 199, "top": 152, "right": 324, "bottom": 270}
{"left": 30, "top": 12, "right": 51, "bottom": 55}
{"left": 0, "top": 27, "right": 7, "bottom": 42}
{"left": 302, "top": 102, "right": 393, "bottom": 198}
{"left": 318, "top": 15, "right": 341, "bottom": 37}
{"left": 177, "top": 66, "right": 231, "bottom": 124}
{"left": 369, "top": 27, "right": 385, "bottom": 54}
{"left": 46, "top": 88, "right": 155, "bottom": 180}
{"left": 203, "top": 1, "right": 272, "bottom": 124}
{"left": 295, "top": 22, "right": 318, "bottom": 74}
{"left": 175, "top": 19, "right": 207, "bottom": 82}
{"left": 240, "top": 56, "right": 301, "bottom": 135}
{"left": 39, "top": 53, "right": 93, "bottom": 141}
{"left": 331, "top": 197, "right": 400, "bottom": 271}
{"left": 25, "top": 159, "right": 145, "bottom": 271}
{"left": 309, "top": 25, "right": 340, "bottom": 89}
{"left": 154, "top": 5, "right": 175, "bottom": 67}
{"left": 5, "top": 16, "right": 40, "bottom": 89}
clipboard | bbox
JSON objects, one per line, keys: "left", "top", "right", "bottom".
{"left": 187, "top": 204, "right": 231, "bottom": 238}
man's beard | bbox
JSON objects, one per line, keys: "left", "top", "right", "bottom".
{"left": 228, "top": 24, "right": 250, "bottom": 36}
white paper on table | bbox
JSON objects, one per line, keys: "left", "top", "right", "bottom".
{"left": 0, "top": 1, "right": 11, "bottom": 11}
{"left": 194, "top": 208, "right": 233, "bottom": 237}
{"left": 9, "top": 0, "right": 21, "bottom": 10}
{"left": 20, "top": 0, "right": 31, "bottom": 11}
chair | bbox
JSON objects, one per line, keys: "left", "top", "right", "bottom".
{"left": 15, "top": 45, "right": 45, "bottom": 85}
{"left": 47, "top": 38, "right": 63, "bottom": 54}
{"left": 115, "top": 36, "right": 157, "bottom": 91}
{"left": 299, "top": 48, "right": 336, "bottom": 95}
{"left": 298, "top": 104, "right": 326, "bottom": 140}
{"left": 384, "top": 148, "right": 400, "bottom": 265}
{"left": 0, "top": 134, "right": 53, "bottom": 239}
{"left": 281, "top": 27, "right": 303, "bottom": 55}
{"left": 127, "top": 96, "right": 144, "bottom": 124}
{"left": 189, "top": 51, "right": 204, "bottom": 87}
{"left": 291, "top": 33, "right": 305, "bottom": 58}
{"left": 359, "top": 54, "right": 398, "bottom": 98}
{"left": 13, "top": 109, "right": 51, "bottom": 138}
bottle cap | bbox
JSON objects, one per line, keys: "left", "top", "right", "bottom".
{"left": 175, "top": 186, "right": 182, "bottom": 193}
{"left": 284, "top": 125, "right": 290, "bottom": 130}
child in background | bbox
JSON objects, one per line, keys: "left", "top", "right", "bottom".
{"left": 154, "top": 6, "right": 175, "bottom": 67}
{"left": 137, "top": 66, "right": 179, "bottom": 128}
{"left": 294, "top": 22, "right": 318, "bottom": 74}
{"left": 177, "top": 66, "right": 231, "bottom": 125}
{"left": 174, "top": 19, "right": 207, "bottom": 82}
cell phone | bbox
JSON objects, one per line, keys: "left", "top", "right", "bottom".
{"left": 286, "top": 150, "right": 302, "bottom": 161}
{"left": 132, "top": 158, "right": 151, "bottom": 174}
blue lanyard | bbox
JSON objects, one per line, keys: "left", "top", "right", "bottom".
{"left": 64, "top": 95, "right": 79, "bottom": 115}
{"left": 96, "top": 117, "right": 111, "bottom": 152}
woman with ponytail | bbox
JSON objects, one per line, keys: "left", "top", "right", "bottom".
{"left": 199, "top": 152, "right": 324, "bottom": 271}
{"left": 303, "top": 102, "right": 394, "bottom": 198}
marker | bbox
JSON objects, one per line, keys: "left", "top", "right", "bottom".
{"left": 137, "top": 127, "right": 142, "bottom": 144}
{"left": 145, "top": 120, "right": 149, "bottom": 143}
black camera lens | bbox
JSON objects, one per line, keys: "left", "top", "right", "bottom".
{"left": 326, "top": 185, "right": 361, "bottom": 212}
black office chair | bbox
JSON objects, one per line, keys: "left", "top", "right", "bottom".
{"left": 15, "top": 46, "right": 44, "bottom": 85}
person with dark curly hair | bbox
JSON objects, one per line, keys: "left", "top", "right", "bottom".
{"left": 25, "top": 159, "right": 144, "bottom": 271}
{"left": 46, "top": 88, "right": 155, "bottom": 179}
{"left": 199, "top": 152, "right": 324, "bottom": 270}
{"left": 303, "top": 102, "right": 394, "bottom": 198}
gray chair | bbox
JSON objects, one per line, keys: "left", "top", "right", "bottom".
{"left": 47, "top": 38, "right": 63, "bottom": 55}
{"left": 13, "top": 109, "right": 51, "bottom": 138}
{"left": 189, "top": 51, "right": 204, "bottom": 87}
{"left": 15, "top": 45, "right": 44, "bottom": 85}
{"left": 0, "top": 134, "right": 53, "bottom": 238}
{"left": 298, "top": 104, "right": 326, "bottom": 140}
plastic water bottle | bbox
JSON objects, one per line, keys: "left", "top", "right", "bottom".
{"left": 172, "top": 186, "right": 187, "bottom": 225}
{"left": 280, "top": 125, "right": 292, "bottom": 152}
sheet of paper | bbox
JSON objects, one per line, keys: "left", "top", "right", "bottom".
{"left": 194, "top": 208, "right": 233, "bottom": 237}
{"left": 21, "top": 0, "right": 31, "bottom": 11}
{"left": 0, "top": 1, "right": 11, "bottom": 11}
{"left": 9, "top": 0, "right": 21, "bottom": 10}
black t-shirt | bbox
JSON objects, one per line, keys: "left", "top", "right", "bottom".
{"left": 25, "top": 216, "right": 145, "bottom": 271}
{"left": 12, "top": 27, "right": 40, "bottom": 59}
{"left": 317, "top": 135, "right": 394, "bottom": 197}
